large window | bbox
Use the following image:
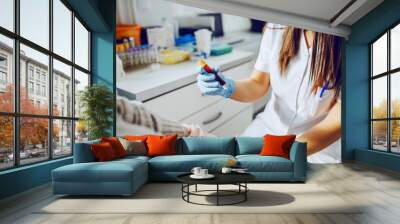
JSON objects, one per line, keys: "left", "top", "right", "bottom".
{"left": 370, "top": 22, "right": 400, "bottom": 153}
{"left": 0, "top": 0, "right": 91, "bottom": 170}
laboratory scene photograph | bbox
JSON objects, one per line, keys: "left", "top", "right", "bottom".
{"left": 1, "top": 0, "right": 400, "bottom": 224}
{"left": 115, "top": 0, "right": 343, "bottom": 164}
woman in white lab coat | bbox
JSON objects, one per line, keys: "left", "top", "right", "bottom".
{"left": 197, "top": 23, "right": 342, "bottom": 163}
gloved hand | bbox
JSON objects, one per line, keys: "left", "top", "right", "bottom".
{"left": 196, "top": 67, "right": 235, "bottom": 98}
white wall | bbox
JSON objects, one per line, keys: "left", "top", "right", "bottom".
{"left": 222, "top": 14, "right": 251, "bottom": 33}
{"left": 117, "top": 0, "right": 250, "bottom": 33}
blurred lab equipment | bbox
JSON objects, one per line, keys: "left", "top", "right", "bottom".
{"left": 195, "top": 29, "right": 212, "bottom": 57}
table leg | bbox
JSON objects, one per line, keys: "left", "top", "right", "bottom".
{"left": 187, "top": 184, "right": 190, "bottom": 202}
{"left": 245, "top": 183, "right": 247, "bottom": 201}
{"left": 217, "top": 184, "right": 219, "bottom": 206}
{"left": 181, "top": 184, "right": 183, "bottom": 199}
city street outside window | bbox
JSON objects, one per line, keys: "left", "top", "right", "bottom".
{"left": 371, "top": 23, "right": 400, "bottom": 154}
{"left": 0, "top": 0, "right": 91, "bottom": 170}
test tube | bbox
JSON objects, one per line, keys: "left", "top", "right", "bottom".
{"left": 128, "top": 48, "right": 133, "bottom": 67}
{"left": 128, "top": 37, "right": 135, "bottom": 48}
{"left": 133, "top": 47, "right": 138, "bottom": 65}
{"left": 144, "top": 45, "right": 149, "bottom": 64}
{"left": 123, "top": 38, "right": 130, "bottom": 50}
{"left": 198, "top": 59, "right": 226, "bottom": 85}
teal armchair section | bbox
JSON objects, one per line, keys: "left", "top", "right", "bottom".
{"left": 290, "top": 141, "right": 307, "bottom": 181}
{"left": 235, "top": 138, "right": 307, "bottom": 182}
{"left": 73, "top": 140, "right": 100, "bottom": 163}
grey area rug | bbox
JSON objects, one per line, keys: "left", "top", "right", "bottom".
{"left": 38, "top": 183, "right": 362, "bottom": 214}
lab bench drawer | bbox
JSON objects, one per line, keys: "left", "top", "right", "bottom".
{"left": 211, "top": 106, "right": 253, "bottom": 136}
{"left": 181, "top": 99, "right": 251, "bottom": 132}
{"left": 143, "top": 83, "right": 221, "bottom": 122}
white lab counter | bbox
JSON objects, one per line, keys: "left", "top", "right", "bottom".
{"left": 117, "top": 49, "right": 254, "bottom": 102}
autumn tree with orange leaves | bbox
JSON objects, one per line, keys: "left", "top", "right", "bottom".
{"left": 372, "top": 99, "right": 400, "bottom": 142}
{"left": 0, "top": 85, "right": 59, "bottom": 153}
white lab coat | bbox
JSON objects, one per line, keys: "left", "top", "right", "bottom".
{"left": 242, "top": 24, "right": 341, "bottom": 164}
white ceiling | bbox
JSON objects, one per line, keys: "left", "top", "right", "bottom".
{"left": 226, "top": 0, "right": 352, "bottom": 22}
{"left": 165, "top": 0, "right": 384, "bottom": 38}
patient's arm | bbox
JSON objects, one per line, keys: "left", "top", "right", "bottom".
{"left": 296, "top": 101, "right": 341, "bottom": 155}
{"left": 116, "top": 97, "right": 211, "bottom": 137}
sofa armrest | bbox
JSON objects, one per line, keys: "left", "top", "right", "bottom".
{"left": 73, "top": 140, "right": 100, "bottom": 163}
{"left": 289, "top": 141, "right": 307, "bottom": 181}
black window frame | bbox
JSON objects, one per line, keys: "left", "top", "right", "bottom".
{"left": 370, "top": 20, "right": 400, "bottom": 154}
{"left": 0, "top": 0, "right": 92, "bottom": 171}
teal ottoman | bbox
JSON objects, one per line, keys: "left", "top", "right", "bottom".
{"left": 52, "top": 156, "right": 148, "bottom": 196}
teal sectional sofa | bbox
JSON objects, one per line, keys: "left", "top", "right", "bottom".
{"left": 52, "top": 137, "right": 307, "bottom": 196}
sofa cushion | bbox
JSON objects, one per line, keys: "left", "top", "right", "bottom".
{"left": 236, "top": 137, "right": 263, "bottom": 155}
{"left": 124, "top": 135, "right": 149, "bottom": 141}
{"left": 149, "top": 154, "right": 235, "bottom": 172}
{"left": 260, "top": 134, "right": 296, "bottom": 159}
{"left": 101, "top": 137, "right": 127, "bottom": 158}
{"left": 119, "top": 138, "right": 148, "bottom": 156}
{"left": 236, "top": 155, "right": 293, "bottom": 172}
{"left": 177, "top": 137, "right": 235, "bottom": 155}
{"left": 91, "top": 142, "right": 118, "bottom": 161}
{"left": 147, "top": 135, "right": 177, "bottom": 157}
{"left": 53, "top": 158, "right": 147, "bottom": 183}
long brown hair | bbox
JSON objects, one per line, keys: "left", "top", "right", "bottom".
{"left": 279, "top": 27, "right": 342, "bottom": 100}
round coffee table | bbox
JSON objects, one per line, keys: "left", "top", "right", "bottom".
{"left": 177, "top": 173, "right": 255, "bottom": 206}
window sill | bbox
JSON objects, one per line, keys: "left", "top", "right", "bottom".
{"left": 355, "top": 148, "right": 400, "bottom": 172}
{"left": 0, "top": 156, "right": 72, "bottom": 176}
{"left": 366, "top": 148, "right": 400, "bottom": 156}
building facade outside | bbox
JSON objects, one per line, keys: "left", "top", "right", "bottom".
{"left": 0, "top": 41, "right": 79, "bottom": 167}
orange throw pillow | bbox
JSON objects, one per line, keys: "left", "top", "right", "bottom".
{"left": 259, "top": 134, "right": 296, "bottom": 159}
{"left": 124, "top": 135, "right": 149, "bottom": 142}
{"left": 91, "top": 142, "right": 117, "bottom": 162}
{"left": 146, "top": 135, "right": 177, "bottom": 157}
{"left": 101, "top": 137, "right": 127, "bottom": 158}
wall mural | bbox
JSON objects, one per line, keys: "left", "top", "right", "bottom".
{"left": 115, "top": 0, "right": 343, "bottom": 164}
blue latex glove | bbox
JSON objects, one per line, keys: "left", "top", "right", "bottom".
{"left": 196, "top": 67, "right": 235, "bottom": 98}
